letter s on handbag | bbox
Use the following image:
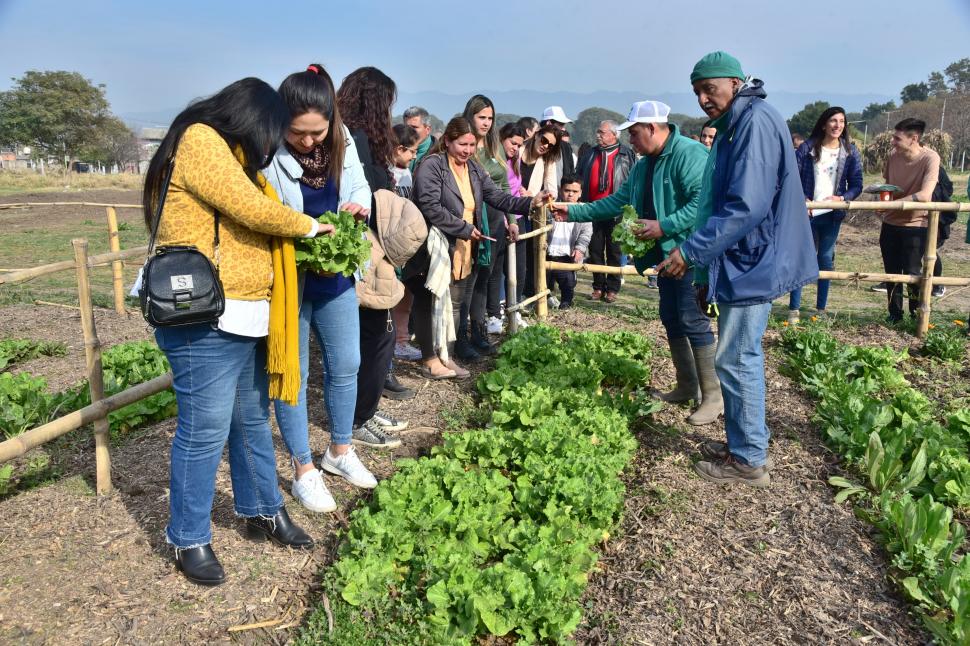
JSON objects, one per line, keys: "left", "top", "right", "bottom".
{"left": 139, "top": 158, "right": 225, "bottom": 327}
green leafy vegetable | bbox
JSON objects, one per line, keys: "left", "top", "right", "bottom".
{"left": 294, "top": 210, "right": 371, "bottom": 277}
{"left": 611, "top": 204, "right": 656, "bottom": 258}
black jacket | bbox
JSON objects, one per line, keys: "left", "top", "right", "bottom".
{"left": 349, "top": 128, "right": 394, "bottom": 193}
{"left": 576, "top": 143, "right": 637, "bottom": 215}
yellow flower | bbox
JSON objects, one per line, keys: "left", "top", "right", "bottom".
{"left": 811, "top": 316, "right": 818, "bottom": 322}
{"left": 782, "top": 321, "right": 790, "bottom": 327}
{"left": 955, "top": 320, "right": 965, "bottom": 327}
{"left": 928, "top": 324, "right": 936, "bottom": 329}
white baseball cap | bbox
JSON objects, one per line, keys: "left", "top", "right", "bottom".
{"left": 541, "top": 105, "right": 573, "bottom": 124}
{"left": 616, "top": 100, "right": 671, "bottom": 130}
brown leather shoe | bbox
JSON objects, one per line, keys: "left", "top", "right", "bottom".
{"left": 603, "top": 291, "right": 618, "bottom": 303}
{"left": 698, "top": 441, "right": 773, "bottom": 469}
{"left": 589, "top": 289, "right": 603, "bottom": 301}
{"left": 694, "top": 454, "right": 770, "bottom": 487}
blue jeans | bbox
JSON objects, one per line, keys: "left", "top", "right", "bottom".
{"left": 715, "top": 302, "right": 772, "bottom": 467}
{"left": 155, "top": 325, "right": 283, "bottom": 548}
{"left": 274, "top": 287, "right": 360, "bottom": 464}
{"left": 658, "top": 274, "right": 715, "bottom": 348}
{"left": 789, "top": 213, "right": 843, "bottom": 311}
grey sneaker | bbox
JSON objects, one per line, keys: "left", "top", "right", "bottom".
{"left": 694, "top": 455, "right": 770, "bottom": 488}
{"left": 698, "top": 441, "right": 773, "bottom": 469}
{"left": 352, "top": 419, "right": 402, "bottom": 449}
{"left": 372, "top": 409, "right": 408, "bottom": 432}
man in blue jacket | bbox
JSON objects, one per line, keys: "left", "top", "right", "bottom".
{"left": 658, "top": 51, "right": 818, "bottom": 487}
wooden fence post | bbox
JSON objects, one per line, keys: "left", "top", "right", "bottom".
{"left": 916, "top": 210, "right": 940, "bottom": 339}
{"left": 534, "top": 206, "right": 549, "bottom": 322}
{"left": 72, "top": 239, "right": 112, "bottom": 495}
{"left": 507, "top": 237, "right": 519, "bottom": 334}
{"left": 105, "top": 207, "right": 127, "bottom": 316}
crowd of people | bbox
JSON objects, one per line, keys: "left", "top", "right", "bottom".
{"left": 143, "top": 50, "right": 963, "bottom": 586}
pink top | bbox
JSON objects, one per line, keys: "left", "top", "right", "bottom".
{"left": 506, "top": 158, "right": 524, "bottom": 218}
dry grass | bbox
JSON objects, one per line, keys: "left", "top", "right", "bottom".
{"left": 0, "top": 169, "right": 143, "bottom": 196}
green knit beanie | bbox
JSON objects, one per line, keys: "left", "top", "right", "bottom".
{"left": 690, "top": 51, "right": 745, "bottom": 83}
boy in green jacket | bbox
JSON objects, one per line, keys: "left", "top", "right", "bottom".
{"left": 554, "top": 100, "right": 721, "bottom": 425}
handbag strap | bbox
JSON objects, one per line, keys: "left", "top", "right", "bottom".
{"left": 146, "top": 155, "right": 221, "bottom": 268}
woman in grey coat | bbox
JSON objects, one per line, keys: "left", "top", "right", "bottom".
{"left": 408, "top": 117, "right": 550, "bottom": 376}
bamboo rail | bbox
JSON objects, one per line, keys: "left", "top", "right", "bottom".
{"left": 506, "top": 290, "right": 551, "bottom": 314}
{"left": 539, "top": 199, "right": 970, "bottom": 339}
{"left": 0, "top": 202, "right": 142, "bottom": 209}
{"left": 507, "top": 238, "right": 520, "bottom": 334}
{"left": 0, "top": 374, "right": 173, "bottom": 463}
{"left": 0, "top": 246, "right": 147, "bottom": 286}
{"left": 105, "top": 207, "right": 127, "bottom": 315}
{"left": 534, "top": 207, "right": 549, "bottom": 320}
{"left": 516, "top": 224, "right": 554, "bottom": 241}
{"left": 72, "top": 240, "right": 112, "bottom": 495}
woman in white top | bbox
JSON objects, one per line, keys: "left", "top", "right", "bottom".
{"left": 788, "top": 107, "right": 863, "bottom": 322}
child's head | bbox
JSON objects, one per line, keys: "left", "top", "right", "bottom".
{"left": 560, "top": 173, "right": 582, "bottom": 203}
{"left": 391, "top": 123, "right": 420, "bottom": 168}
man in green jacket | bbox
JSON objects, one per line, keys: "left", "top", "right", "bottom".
{"left": 554, "top": 100, "right": 721, "bottom": 425}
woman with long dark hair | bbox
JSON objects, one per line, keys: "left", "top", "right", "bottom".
{"left": 145, "top": 78, "right": 330, "bottom": 586}
{"left": 336, "top": 66, "right": 397, "bottom": 193}
{"left": 458, "top": 95, "right": 518, "bottom": 359}
{"left": 516, "top": 124, "right": 563, "bottom": 305}
{"left": 407, "top": 117, "right": 549, "bottom": 377}
{"left": 787, "top": 106, "right": 863, "bottom": 322}
{"left": 335, "top": 67, "right": 414, "bottom": 440}
{"left": 264, "top": 64, "right": 380, "bottom": 517}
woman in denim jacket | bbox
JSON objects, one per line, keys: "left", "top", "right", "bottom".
{"left": 787, "top": 106, "right": 864, "bottom": 321}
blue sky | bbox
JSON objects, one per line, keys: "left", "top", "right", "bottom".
{"left": 1, "top": 0, "right": 968, "bottom": 117}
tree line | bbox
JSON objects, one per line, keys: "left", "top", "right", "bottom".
{"left": 0, "top": 71, "right": 140, "bottom": 169}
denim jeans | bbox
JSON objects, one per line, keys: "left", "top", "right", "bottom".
{"left": 789, "top": 212, "right": 843, "bottom": 311}
{"left": 155, "top": 324, "right": 284, "bottom": 548}
{"left": 714, "top": 302, "right": 772, "bottom": 467}
{"left": 274, "top": 287, "right": 360, "bottom": 464}
{"left": 658, "top": 273, "right": 715, "bottom": 348}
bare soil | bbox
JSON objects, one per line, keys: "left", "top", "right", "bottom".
{"left": 0, "top": 192, "right": 943, "bottom": 644}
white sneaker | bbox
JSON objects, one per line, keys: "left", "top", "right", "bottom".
{"left": 372, "top": 409, "right": 408, "bottom": 432}
{"left": 321, "top": 446, "right": 378, "bottom": 489}
{"left": 291, "top": 468, "right": 337, "bottom": 513}
{"left": 513, "top": 312, "right": 529, "bottom": 329}
{"left": 486, "top": 316, "right": 504, "bottom": 334}
{"left": 394, "top": 342, "right": 422, "bottom": 361}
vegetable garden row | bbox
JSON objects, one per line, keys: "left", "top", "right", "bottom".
{"left": 781, "top": 324, "right": 970, "bottom": 645}
{"left": 0, "top": 339, "right": 174, "bottom": 493}
{"left": 298, "top": 325, "right": 662, "bottom": 644}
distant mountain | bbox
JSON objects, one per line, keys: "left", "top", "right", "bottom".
{"left": 122, "top": 88, "right": 896, "bottom": 131}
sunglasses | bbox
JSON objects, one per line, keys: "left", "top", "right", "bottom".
{"left": 538, "top": 137, "right": 556, "bottom": 148}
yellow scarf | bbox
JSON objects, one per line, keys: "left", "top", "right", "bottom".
{"left": 234, "top": 147, "right": 301, "bottom": 405}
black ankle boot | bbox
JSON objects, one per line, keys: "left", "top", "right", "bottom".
{"left": 245, "top": 506, "right": 314, "bottom": 549}
{"left": 383, "top": 372, "right": 415, "bottom": 400}
{"left": 174, "top": 544, "right": 225, "bottom": 586}
{"left": 470, "top": 321, "right": 496, "bottom": 355}
{"left": 454, "top": 322, "right": 481, "bottom": 362}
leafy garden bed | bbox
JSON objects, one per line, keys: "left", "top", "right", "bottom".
{"left": 299, "top": 325, "right": 662, "bottom": 644}
{"left": 781, "top": 323, "right": 970, "bottom": 644}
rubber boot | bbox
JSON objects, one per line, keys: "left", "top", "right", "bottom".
{"left": 454, "top": 318, "right": 481, "bottom": 362}
{"left": 658, "top": 337, "right": 699, "bottom": 403}
{"left": 687, "top": 343, "right": 723, "bottom": 426}
{"left": 470, "top": 320, "right": 497, "bottom": 355}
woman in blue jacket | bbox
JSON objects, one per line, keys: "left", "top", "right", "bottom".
{"left": 787, "top": 107, "right": 863, "bottom": 321}
{"left": 264, "top": 65, "right": 377, "bottom": 516}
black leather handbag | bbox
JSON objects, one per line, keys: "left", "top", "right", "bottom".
{"left": 139, "top": 159, "right": 225, "bottom": 327}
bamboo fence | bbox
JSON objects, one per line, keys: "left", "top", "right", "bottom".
{"left": 527, "top": 200, "right": 970, "bottom": 338}
{"left": 0, "top": 203, "right": 144, "bottom": 314}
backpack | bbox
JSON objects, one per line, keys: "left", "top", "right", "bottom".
{"left": 935, "top": 166, "right": 955, "bottom": 241}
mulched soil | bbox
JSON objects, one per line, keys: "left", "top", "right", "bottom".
{"left": 0, "top": 192, "right": 942, "bottom": 644}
